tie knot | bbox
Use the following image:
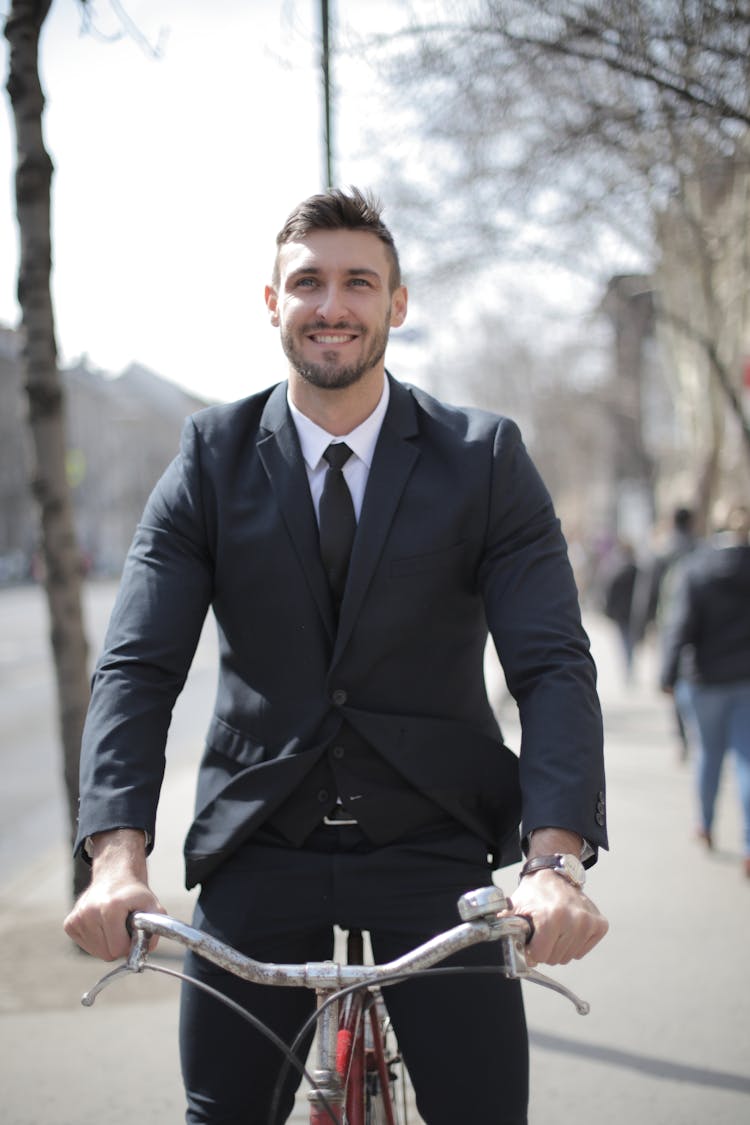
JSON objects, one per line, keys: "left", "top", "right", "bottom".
{"left": 323, "top": 442, "right": 353, "bottom": 472}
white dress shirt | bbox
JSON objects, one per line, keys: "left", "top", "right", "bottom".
{"left": 287, "top": 379, "right": 390, "bottom": 523}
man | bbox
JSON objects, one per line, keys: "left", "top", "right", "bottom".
{"left": 660, "top": 504, "right": 750, "bottom": 878}
{"left": 65, "top": 188, "right": 608, "bottom": 1124}
{"left": 630, "top": 506, "right": 696, "bottom": 646}
{"left": 632, "top": 505, "right": 697, "bottom": 758}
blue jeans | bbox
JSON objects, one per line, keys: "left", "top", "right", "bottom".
{"left": 679, "top": 679, "right": 750, "bottom": 854}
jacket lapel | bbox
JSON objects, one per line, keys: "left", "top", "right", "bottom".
{"left": 335, "top": 377, "right": 420, "bottom": 654}
{"left": 256, "top": 383, "right": 336, "bottom": 635}
{"left": 255, "top": 377, "right": 421, "bottom": 650}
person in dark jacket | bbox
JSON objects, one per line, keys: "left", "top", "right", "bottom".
{"left": 660, "top": 505, "right": 750, "bottom": 878}
{"left": 63, "top": 188, "right": 608, "bottom": 1125}
{"left": 601, "top": 539, "right": 638, "bottom": 680}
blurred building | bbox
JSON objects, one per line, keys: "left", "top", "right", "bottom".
{"left": 654, "top": 147, "right": 750, "bottom": 526}
{"left": 599, "top": 274, "right": 665, "bottom": 542}
{"left": 0, "top": 326, "right": 210, "bottom": 579}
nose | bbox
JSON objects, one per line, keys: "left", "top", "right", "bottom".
{"left": 315, "top": 284, "right": 348, "bottom": 323}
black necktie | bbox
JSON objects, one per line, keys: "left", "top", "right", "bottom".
{"left": 319, "top": 443, "right": 356, "bottom": 609}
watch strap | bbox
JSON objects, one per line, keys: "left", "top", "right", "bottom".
{"left": 519, "top": 852, "right": 586, "bottom": 888}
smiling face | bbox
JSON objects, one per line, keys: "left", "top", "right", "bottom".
{"left": 265, "top": 229, "right": 407, "bottom": 394}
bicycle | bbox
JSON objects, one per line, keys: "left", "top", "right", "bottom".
{"left": 81, "top": 885, "right": 590, "bottom": 1124}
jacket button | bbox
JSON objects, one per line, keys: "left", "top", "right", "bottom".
{"left": 317, "top": 788, "right": 330, "bottom": 804}
{"left": 332, "top": 689, "right": 348, "bottom": 706}
{"left": 595, "top": 812, "right": 605, "bottom": 826}
{"left": 332, "top": 745, "right": 345, "bottom": 759}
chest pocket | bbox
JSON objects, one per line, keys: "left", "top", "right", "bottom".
{"left": 389, "top": 541, "right": 466, "bottom": 579}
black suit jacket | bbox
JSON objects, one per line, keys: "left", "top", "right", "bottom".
{"left": 77, "top": 375, "right": 607, "bottom": 887}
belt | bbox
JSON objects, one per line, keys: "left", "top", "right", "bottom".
{"left": 323, "top": 805, "right": 359, "bottom": 826}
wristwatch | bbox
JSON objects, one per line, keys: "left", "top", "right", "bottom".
{"left": 519, "top": 853, "right": 586, "bottom": 889}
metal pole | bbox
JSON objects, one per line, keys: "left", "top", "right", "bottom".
{"left": 320, "top": 0, "right": 334, "bottom": 188}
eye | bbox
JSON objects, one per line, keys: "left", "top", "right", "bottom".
{"left": 295, "top": 277, "right": 317, "bottom": 288}
{"left": 349, "top": 277, "right": 371, "bottom": 287}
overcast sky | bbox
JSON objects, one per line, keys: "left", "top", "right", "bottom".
{"left": 1, "top": 0, "right": 439, "bottom": 403}
{"left": 2, "top": 0, "right": 620, "bottom": 407}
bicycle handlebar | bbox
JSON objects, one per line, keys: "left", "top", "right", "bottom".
{"left": 81, "top": 886, "right": 590, "bottom": 1015}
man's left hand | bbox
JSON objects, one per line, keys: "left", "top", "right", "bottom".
{"left": 509, "top": 868, "right": 608, "bottom": 966}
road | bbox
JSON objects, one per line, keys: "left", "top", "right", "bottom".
{"left": 0, "top": 580, "right": 216, "bottom": 901}
{"left": 1, "top": 580, "right": 749, "bottom": 1124}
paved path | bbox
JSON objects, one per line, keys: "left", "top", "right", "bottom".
{"left": 1, "top": 582, "right": 748, "bottom": 1123}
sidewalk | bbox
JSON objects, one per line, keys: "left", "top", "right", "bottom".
{"left": 1, "top": 611, "right": 749, "bottom": 1123}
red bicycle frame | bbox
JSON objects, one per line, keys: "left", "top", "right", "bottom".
{"left": 309, "top": 931, "right": 399, "bottom": 1125}
{"left": 333, "top": 993, "right": 398, "bottom": 1125}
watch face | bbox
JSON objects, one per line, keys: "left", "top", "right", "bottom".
{"left": 559, "top": 854, "right": 585, "bottom": 887}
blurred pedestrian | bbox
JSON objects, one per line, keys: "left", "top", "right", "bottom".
{"left": 601, "top": 539, "right": 638, "bottom": 681}
{"left": 660, "top": 505, "right": 750, "bottom": 878}
{"left": 630, "top": 506, "right": 696, "bottom": 644}
{"left": 631, "top": 506, "right": 697, "bottom": 756}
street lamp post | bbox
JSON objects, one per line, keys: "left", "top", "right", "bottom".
{"left": 320, "top": 0, "right": 334, "bottom": 189}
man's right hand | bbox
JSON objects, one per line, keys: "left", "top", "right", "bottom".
{"left": 63, "top": 828, "right": 165, "bottom": 961}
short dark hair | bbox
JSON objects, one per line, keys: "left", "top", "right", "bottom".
{"left": 273, "top": 187, "right": 401, "bottom": 291}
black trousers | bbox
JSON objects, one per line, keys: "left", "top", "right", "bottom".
{"left": 179, "top": 822, "right": 528, "bottom": 1125}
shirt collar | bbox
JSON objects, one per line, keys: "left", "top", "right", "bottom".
{"left": 287, "top": 378, "right": 390, "bottom": 471}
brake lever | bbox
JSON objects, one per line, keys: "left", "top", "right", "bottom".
{"left": 458, "top": 887, "right": 590, "bottom": 1015}
{"left": 81, "top": 961, "right": 135, "bottom": 1007}
{"left": 80, "top": 917, "right": 151, "bottom": 1007}
{"left": 498, "top": 930, "right": 590, "bottom": 1015}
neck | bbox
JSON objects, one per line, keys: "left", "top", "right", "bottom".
{"left": 288, "top": 368, "right": 386, "bottom": 436}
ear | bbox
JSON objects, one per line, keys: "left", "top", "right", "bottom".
{"left": 265, "top": 285, "right": 280, "bottom": 326}
{"left": 389, "top": 285, "right": 408, "bottom": 328}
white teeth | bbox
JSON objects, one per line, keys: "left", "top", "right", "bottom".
{"left": 313, "top": 335, "right": 354, "bottom": 344}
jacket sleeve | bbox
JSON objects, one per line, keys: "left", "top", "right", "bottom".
{"left": 75, "top": 417, "right": 214, "bottom": 854}
{"left": 478, "top": 417, "right": 607, "bottom": 859}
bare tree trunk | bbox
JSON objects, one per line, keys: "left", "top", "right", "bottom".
{"left": 5, "top": 0, "right": 91, "bottom": 899}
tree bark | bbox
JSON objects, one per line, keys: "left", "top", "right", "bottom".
{"left": 5, "top": 0, "right": 91, "bottom": 899}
